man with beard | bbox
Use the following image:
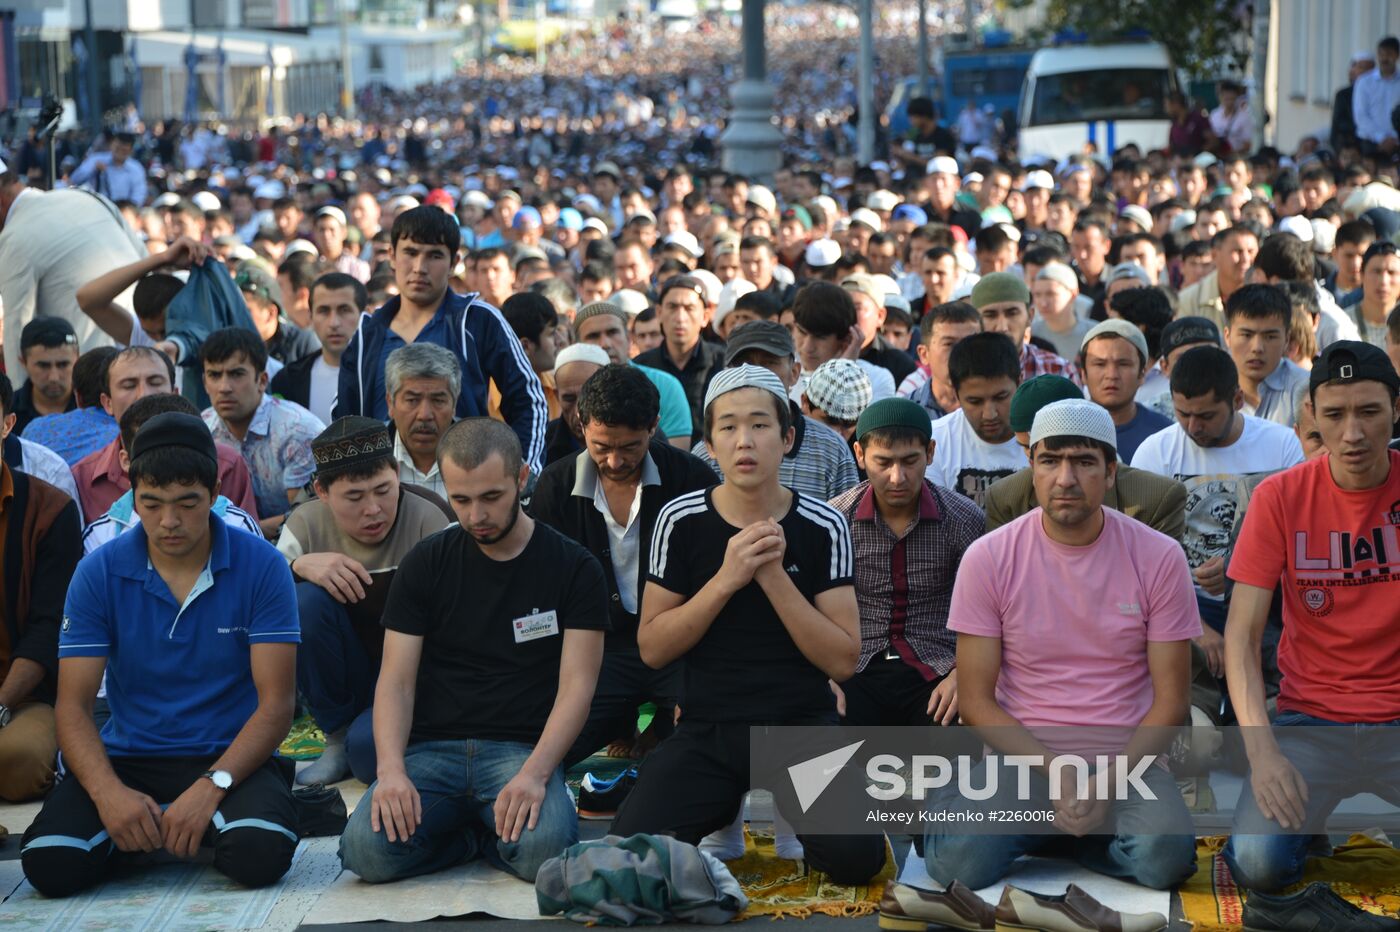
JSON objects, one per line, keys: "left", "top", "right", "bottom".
{"left": 338, "top": 418, "right": 608, "bottom": 884}
{"left": 386, "top": 343, "right": 460, "bottom": 500}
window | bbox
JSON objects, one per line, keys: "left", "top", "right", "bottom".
{"left": 1028, "top": 69, "right": 1170, "bottom": 127}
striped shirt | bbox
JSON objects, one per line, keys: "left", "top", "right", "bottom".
{"left": 83, "top": 490, "right": 262, "bottom": 555}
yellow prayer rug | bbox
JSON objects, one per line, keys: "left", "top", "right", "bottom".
{"left": 1181, "top": 834, "right": 1400, "bottom": 931}
{"left": 725, "top": 828, "right": 896, "bottom": 920}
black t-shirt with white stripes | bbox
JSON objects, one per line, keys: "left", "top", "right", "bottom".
{"left": 647, "top": 486, "right": 853, "bottom": 724}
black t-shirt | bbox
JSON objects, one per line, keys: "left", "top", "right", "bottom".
{"left": 384, "top": 521, "right": 611, "bottom": 744}
{"left": 646, "top": 487, "right": 853, "bottom": 724}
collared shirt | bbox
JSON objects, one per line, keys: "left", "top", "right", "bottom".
{"left": 831, "top": 479, "right": 985, "bottom": 678}
{"left": 21, "top": 406, "right": 115, "bottom": 465}
{"left": 68, "top": 154, "right": 149, "bottom": 204}
{"left": 1243, "top": 357, "right": 1310, "bottom": 427}
{"left": 71, "top": 436, "right": 260, "bottom": 521}
{"left": 572, "top": 453, "right": 661, "bottom": 613}
{"left": 394, "top": 430, "right": 446, "bottom": 500}
{"left": 335, "top": 252, "right": 372, "bottom": 283}
{"left": 1020, "top": 342, "right": 1081, "bottom": 386}
{"left": 633, "top": 339, "right": 726, "bottom": 445}
{"left": 59, "top": 513, "right": 300, "bottom": 758}
{"left": 1209, "top": 101, "right": 1253, "bottom": 153}
{"left": 11, "top": 382, "right": 75, "bottom": 436}
{"left": 1353, "top": 67, "right": 1400, "bottom": 144}
{"left": 83, "top": 490, "right": 261, "bottom": 555}
{"left": 202, "top": 394, "right": 325, "bottom": 519}
{"left": 3, "top": 435, "right": 82, "bottom": 521}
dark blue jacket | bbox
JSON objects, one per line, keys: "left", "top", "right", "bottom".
{"left": 336, "top": 289, "right": 548, "bottom": 472}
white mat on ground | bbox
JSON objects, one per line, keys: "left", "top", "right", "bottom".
{"left": 0, "top": 843, "right": 310, "bottom": 931}
{"left": 0, "top": 799, "right": 43, "bottom": 839}
{"left": 305, "top": 857, "right": 552, "bottom": 924}
{"left": 898, "top": 849, "right": 1170, "bottom": 918}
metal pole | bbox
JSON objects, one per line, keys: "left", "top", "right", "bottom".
{"left": 857, "top": 0, "right": 874, "bottom": 164}
{"left": 339, "top": 0, "right": 355, "bottom": 118}
{"left": 478, "top": 0, "right": 488, "bottom": 64}
{"left": 917, "top": 0, "right": 929, "bottom": 98}
{"left": 535, "top": 0, "right": 545, "bottom": 69}
{"left": 964, "top": 0, "right": 975, "bottom": 40}
{"left": 719, "top": 0, "right": 783, "bottom": 182}
{"left": 1251, "top": 0, "right": 1270, "bottom": 152}
{"left": 82, "top": 0, "right": 101, "bottom": 132}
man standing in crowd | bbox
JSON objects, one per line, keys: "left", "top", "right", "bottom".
{"left": 633, "top": 276, "right": 726, "bottom": 444}
{"left": 271, "top": 273, "right": 368, "bottom": 426}
{"left": 0, "top": 162, "right": 147, "bottom": 379}
{"left": 926, "top": 400, "right": 1200, "bottom": 892}
{"left": 337, "top": 206, "right": 548, "bottom": 474}
{"left": 1177, "top": 226, "right": 1260, "bottom": 330}
{"left": 22, "top": 412, "right": 301, "bottom": 896}
{"left": 830, "top": 398, "right": 984, "bottom": 726}
{"left": 970, "top": 272, "right": 1080, "bottom": 386}
{"left": 385, "top": 343, "right": 461, "bottom": 501}
{"left": 1080, "top": 320, "right": 1173, "bottom": 463}
{"left": 570, "top": 301, "right": 693, "bottom": 448}
{"left": 200, "top": 329, "right": 325, "bottom": 536}
{"left": 1223, "top": 342, "right": 1400, "bottom": 895}
{"left": 530, "top": 365, "right": 715, "bottom": 775}
{"left": 68, "top": 132, "right": 148, "bottom": 204}
{"left": 1224, "top": 285, "right": 1309, "bottom": 428}
{"left": 986, "top": 375, "right": 1187, "bottom": 541}
{"left": 610, "top": 365, "right": 885, "bottom": 885}
{"left": 71, "top": 346, "right": 258, "bottom": 521}
{"left": 1131, "top": 347, "right": 1303, "bottom": 658}
{"left": 338, "top": 419, "right": 608, "bottom": 883}
{"left": 1352, "top": 36, "right": 1400, "bottom": 156}
{"left": 925, "top": 333, "right": 1027, "bottom": 507}
{"left": 691, "top": 322, "right": 860, "bottom": 501}
{"left": 0, "top": 379, "right": 82, "bottom": 803}
{"left": 23, "top": 347, "right": 120, "bottom": 465}
{"left": 279, "top": 417, "right": 453, "bottom": 786}
{"left": 11, "top": 318, "right": 79, "bottom": 435}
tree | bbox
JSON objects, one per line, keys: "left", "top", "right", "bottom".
{"left": 1005, "top": 0, "right": 1253, "bottom": 81}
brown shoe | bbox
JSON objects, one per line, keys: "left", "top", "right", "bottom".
{"left": 994, "top": 884, "right": 1167, "bottom": 932}
{"left": 878, "top": 879, "right": 996, "bottom": 931}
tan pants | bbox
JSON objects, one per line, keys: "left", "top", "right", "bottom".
{"left": 0, "top": 702, "right": 56, "bottom": 802}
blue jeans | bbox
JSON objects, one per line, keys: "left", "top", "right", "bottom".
{"left": 924, "top": 759, "right": 1196, "bottom": 891}
{"left": 338, "top": 739, "right": 577, "bottom": 883}
{"left": 346, "top": 707, "right": 377, "bottom": 784}
{"left": 296, "top": 583, "right": 378, "bottom": 735}
{"left": 1223, "top": 712, "right": 1400, "bottom": 892}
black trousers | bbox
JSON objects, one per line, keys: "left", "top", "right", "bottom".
{"left": 840, "top": 658, "right": 942, "bottom": 726}
{"left": 611, "top": 721, "right": 887, "bottom": 884}
{"left": 564, "top": 645, "right": 680, "bottom": 769}
{"left": 21, "top": 756, "right": 297, "bottom": 898}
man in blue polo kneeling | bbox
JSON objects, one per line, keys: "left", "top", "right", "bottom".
{"left": 20, "top": 412, "right": 301, "bottom": 897}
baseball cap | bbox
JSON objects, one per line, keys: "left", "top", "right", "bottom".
{"left": 714, "top": 279, "right": 757, "bottom": 329}
{"left": 724, "top": 320, "right": 795, "bottom": 366}
{"left": 191, "top": 190, "right": 222, "bottom": 212}
{"left": 849, "top": 208, "right": 883, "bottom": 232}
{"left": 866, "top": 190, "right": 901, "bottom": 212}
{"left": 513, "top": 206, "right": 543, "bottom": 229}
{"left": 582, "top": 217, "right": 609, "bottom": 236}
{"left": 662, "top": 230, "right": 705, "bottom": 259}
{"left": 704, "top": 363, "right": 789, "bottom": 413}
{"left": 1081, "top": 319, "right": 1150, "bottom": 367}
{"left": 804, "top": 239, "right": 842, "bottom": 268}
{"left": 1106, "top": 262, "right": 1152, "bottom": 287}
{"left": 1022, "top": 170, "right": 1055, "bottom": 192}
{"left": 593, "top": 161, "right": 622, "bottom": 180}
{"left": 1118, "top": 204, "right": 1153, "bottom": 232}
{"left": 234, "top": 263, "right": 283, "bottom": 312}
{"left": 1276, "top": 215, "right": 1314, "bottom": 242}
{"left": 130, "top": 412, "right": 218, "bottom": 468}
{"left": 315, "top": 205, "right": 348, "bottom": 226}
{"left": 805, "top": 359, "right": 873, "bottom": 422}
{"left": 20, "top": 316, "right": 78, "bottom": 352}
{"left": 424, "top": 188, "right": 455, "bottom": 211}
{"left": 1159, "top": 317, "right": 1221, "bottom": 360}
{"left": 1029, "top": 399, "right": 1117, "bottom": 452}
{"left": 927, "top": 156, "right": 960, "bottom": 176}
{"left": 1309, "top": 341, "right": 1400, "bottom": 394}
{"left": 746, "top": 185, "right": 778, "bottom": 215}
{"left": 557, "top": 207, "right": 584, "bottom": 232}
{"left": 690, "top": 269, "right": 723, "bottom": 306}
{"left": 781, "top": 205, "right": 813, "bottom": 231}
{"left": 891, "top": 204, "right": 929, "bottom": 226}
{"left": 1009, "top": 375, "right": 1083, "bottom": 433}
{"left": 153, "top": 192, "right": 182, "bottom": 209}
{"left": 841, "top": 273, "right": 885, "bottom": 308}
{"left": 462, "top": 190, "right": 493, "bottom": 211}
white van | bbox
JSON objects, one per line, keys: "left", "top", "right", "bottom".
{"left": 1017, "top": 42, "right": 1180, "bottom": 162}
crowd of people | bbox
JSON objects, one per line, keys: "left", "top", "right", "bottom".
{"left": 0, "top": 14, "right": 1396, "bottom": 929}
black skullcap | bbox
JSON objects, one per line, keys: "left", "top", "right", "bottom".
{"left": 20, "top": 316, "right": 78, "bottom": 352}
{"left": 129, "top": 412, "right": 218, "bottom": 467}
{"left": 1309, "top": 340, "right": 1400, "bottom": 394}
{"left": 311, "top": 416, "right": 394, "bottom": 479}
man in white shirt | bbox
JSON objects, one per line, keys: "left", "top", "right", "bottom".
{"left": 386, "top": 342, "right": 459, "bottom": 500}
{"left": 0, "top": 167, "right": 145, "bottom": 380}
{"left": 1131, "top": 345, "right": 1303, "bottom": 651}
{"left": 270, "top": 272, "right": 366, "bottom": 425}
{"left": 1210, "top": 80, "right": 1254, "bottom": 154}
{"left": 925, "top": 333, "right": 1025, "bottom": 508}
{"left": 67, "top": 133, "right": 148, "bottom": 205}
{"left": 1352, "top": 36, "right": 1400, "bottom": 155}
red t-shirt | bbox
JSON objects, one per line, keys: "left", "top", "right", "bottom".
{"left": 1228, "top": 451, "right": 1400, "bottom": 723}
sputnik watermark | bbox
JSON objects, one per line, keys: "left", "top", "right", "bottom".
{"left": 865, "top": 754, "right": 1158, "bottom": 803}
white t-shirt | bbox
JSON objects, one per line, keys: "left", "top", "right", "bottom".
{"left": 308, "top": 357, "right": 339, "bottom": 426}
{"left": 1130, "top": 415, "right": 1304, "bottom": 597}
{"left": 924, "top": 407, "right": 1024, "bottom": 507}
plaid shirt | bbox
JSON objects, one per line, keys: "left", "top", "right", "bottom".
{"left": 830, "top": 479, "right": 985, "bottom": 678}
{"left": 1021, "top": 342, "right": 1081, "bottom": 386}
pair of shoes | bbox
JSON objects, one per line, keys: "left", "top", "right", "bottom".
{"left": 1242, "top": 881, "right": 1400, "bottom": 931}
{"left": 878, "top": 879, "right": 996, "bottom": 930}
{"left": 576, "top": 768, "right": 637, "bottom": 820}
{"left": 995, "top": 883, "right": 1167, "bottom": 931}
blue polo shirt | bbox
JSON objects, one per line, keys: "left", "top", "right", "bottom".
{"left": 60, "top": 513, "right": 300, "bottom": 758}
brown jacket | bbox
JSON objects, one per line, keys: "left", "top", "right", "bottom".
{"left": 982, "top": 464, "right": 1187, "bottom": 542}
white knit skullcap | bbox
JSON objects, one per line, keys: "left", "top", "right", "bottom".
{"left": 1029, "top": 399, "right": 1117, "bottom": 453}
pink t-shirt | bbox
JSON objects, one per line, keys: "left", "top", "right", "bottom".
{"left": 950, "top": 507, "right": 1201, "bottom": 741}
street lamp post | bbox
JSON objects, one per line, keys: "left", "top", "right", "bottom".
{"left": 857, "top": 0, "right": 874, "bottom": 165}
{"left": 917, "top": 0, "right": 929, "bottom": 98}
{"left": 720, "top": 0, "right": 782, "bottom": 183}
{"left": 339, "top": 0, "right": 355, "bottom": 119}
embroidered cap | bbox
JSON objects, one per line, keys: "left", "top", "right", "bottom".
{"left": 312, "top": 416, "right": 394, "bottom": 480}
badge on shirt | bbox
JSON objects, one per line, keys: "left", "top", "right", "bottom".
{"left": 512, "top": 609, "right": 560, "bottom": 644}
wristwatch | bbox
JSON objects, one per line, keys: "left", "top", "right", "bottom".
{"left": 201, "top": 769, "right": 234, "bottom": 791}
{"left": 0, "top": 703, "right": 11, "bottom": 729}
